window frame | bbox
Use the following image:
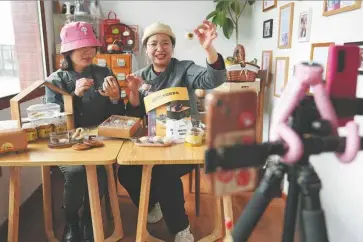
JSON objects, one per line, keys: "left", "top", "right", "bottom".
{"left": 0, "top": 1, "right": 50, "bottom": 110}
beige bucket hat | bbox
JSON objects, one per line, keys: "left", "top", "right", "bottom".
{"left": 141, "top": 22, "right": 176, "bottom": 45}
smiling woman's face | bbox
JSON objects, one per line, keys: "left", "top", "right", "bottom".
{"left": 70, "top": 47, "right": 96, "bottom": 70}
{"left": 146, "top": 34, "right": 173, "bottom": 69}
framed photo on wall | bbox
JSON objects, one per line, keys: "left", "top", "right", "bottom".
{"left": 323, "top": 0, "right": 361, "bottom": 16}
{"left": 344, "top": 41, "right": 363, "bottom": 75}
{"left": 309, "top": 42, "right": 335, "bottom": 94}
{"left": 263, "top": 0, "right": 277, "bottom": 12}
{"left": 261, "top": 50, "right": 273, "bottom": 86}
{"left": 274, "top": 57, "right": 289, "bottom": 97}
{"left": 297, "top": 9, "right": 312, "bottom": 42}
{"left": 263, "top": 19, "right": 273, "bottom": 38}
{"left": 129, "top": 25, "right": 140, "bottom": 53}
{"left": 278, "top": 2, "right": 294, "bottom": 49}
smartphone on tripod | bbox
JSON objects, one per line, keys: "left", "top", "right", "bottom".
{"left": 205, "top": 90, "right": 260, "bottom": 196}
{"left": 326, "top": 44, "right": 361, "bottom": 126}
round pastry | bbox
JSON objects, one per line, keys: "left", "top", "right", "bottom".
{"left": 152, "top": 136, "right": 162, "bottom": 143}
{"left": 72, "top": 143, "right": 91, "bottom": 151}
{"left": 185, "top": 32, "right": 194, "bottom": 40}
{"left": 163, "top": 136, "right": 172, "bottom": 144}
{"left": 83, "top": 136, "right": 104, "bottom": 147}
{"left": 84, "top": 139, "right": 104, "bottom": 147}
{"left": 139, "top": 136, "right": 148, "bottom": 143}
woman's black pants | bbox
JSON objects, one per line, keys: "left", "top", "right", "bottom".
{"left": 118, "top": 164, "right": 195, "bottom": 234}
{"left": 59, "top": 165, "right": 107, "bottom": 223}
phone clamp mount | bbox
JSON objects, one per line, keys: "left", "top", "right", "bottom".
{"left": 205, "top": 62, "right": 363, "bottom": 242}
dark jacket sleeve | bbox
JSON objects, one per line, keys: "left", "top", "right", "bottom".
{"left": 185, "top": 53, "right": 227, "bottom": 90}
{"left": 104, "top": 67, "right": 126, "bottom": 116}
{"left": 125, "top": 92, "right": 146, "bottom": 118}
{"left": 105, "top": 99, "right": 126, "bottom": 116}
{"left": 45, "top": 72, "right": 83, "bottom": 112}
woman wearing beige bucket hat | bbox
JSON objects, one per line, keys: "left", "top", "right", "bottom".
{"left": 118, "top": 20, "right": 227, "bottom": 242}
{"left": 45, "top": 21, "right": 137, "bottom": 242}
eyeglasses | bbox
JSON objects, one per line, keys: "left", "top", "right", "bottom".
{"left": 147, "top": 41, "right": 172, "bottom": 50}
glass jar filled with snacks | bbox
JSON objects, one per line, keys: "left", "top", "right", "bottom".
{"left": 184, "top": 127, "right": 204, "bottom": 147}
{"left": 54, "top": 117, "right": 67, "bottom": 133}
{"left": 22, "top": 123, "right": 38, "bottom": 142}
{"left": 37, "top": 123, "right": 54, "bottom": 139}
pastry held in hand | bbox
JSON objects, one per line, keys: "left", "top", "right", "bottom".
{"left": 185, "top": 32, "right": 194, "bottom": 40}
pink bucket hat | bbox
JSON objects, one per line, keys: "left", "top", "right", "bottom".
{"left": 60, "top": 21, "right": 101, "bottom": 53}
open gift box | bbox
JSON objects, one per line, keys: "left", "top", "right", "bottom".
{"left": 98, "top": 115, "right": 142, "bottom": 139}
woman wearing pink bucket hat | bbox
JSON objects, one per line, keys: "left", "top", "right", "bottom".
{"left": 45, "top": 21, "right": 139, "bottom": 242}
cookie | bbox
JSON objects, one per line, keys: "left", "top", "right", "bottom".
{"left": 83, "top": 139, "right": 104, "bottom": 147}
{"left": 72, "top": 143, "right": 91, "bottom": 151}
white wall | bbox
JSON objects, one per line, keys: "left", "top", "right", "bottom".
{"left": 99, "top": 1, "right": 255, "bottom": 68}
{"left": 245, "top": 1, "right": 363, "bottom": 242}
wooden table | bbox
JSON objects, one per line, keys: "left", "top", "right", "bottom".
{"left": 117, "top": 141, "right": 227, "bottom": 242}
{"left": 0, "top": 138, "right": 124, "bottom": 242}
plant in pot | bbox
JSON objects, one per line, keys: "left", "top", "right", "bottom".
{"left": 206, "top": 0, "right": 256, "bottom": 66}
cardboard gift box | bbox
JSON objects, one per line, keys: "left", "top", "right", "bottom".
{"left": 98, "top": 115, "right": 142, "bottom": 138}
{"left": 144, "top": 87, "right": 191, "bottom": 139}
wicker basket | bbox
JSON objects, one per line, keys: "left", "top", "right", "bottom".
{"left": 227, "top": 44, "right": 260, "bottom": 82}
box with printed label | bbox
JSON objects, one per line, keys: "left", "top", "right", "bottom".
{"left": 144, "top": 87, "right": 191, "bottom": 141}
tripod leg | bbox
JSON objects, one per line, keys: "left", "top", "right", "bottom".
{"left": 231, "top": 161, "right": 286, "bottom": 242}
{"left": 282, "top": 166, "right": 300, "bottom": 242}
{"left": 298, "top": 164, "right": 329, "bottom": 242}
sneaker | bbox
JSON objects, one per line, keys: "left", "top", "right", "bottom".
{"left": 147, "top": 202, "right": 163, "bottom": 223}
{"left": 175, "top": 225, "right": 194, "bottom": 242}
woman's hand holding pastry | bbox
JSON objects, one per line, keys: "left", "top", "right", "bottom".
{"left": 74, "top": 78, "right": 94, "bottom": 97}
{"left": 125, "top": 74, "right": 142, "bottom": 107}
{"left": 126, "top": 74, "right": 143, "bottom": 94}
{"left": 194, "top": 20, "right": 218, "bottom": 50}
{"left": 99, "top": 76, "right": 121, "bottom": 101}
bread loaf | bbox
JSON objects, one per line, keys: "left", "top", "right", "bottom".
{"left": 0, "top": 128, "right": 28, "bottom": 154}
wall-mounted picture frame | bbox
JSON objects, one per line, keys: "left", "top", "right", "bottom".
{"left": 298, "top": 8, "right": 312, "bottom": 42}
{"left": 309, "top": 42, "right": 335, "bottom": 94}
{"left": 274, "top": 57, "right": 289, "bottom": 97}
{"left": 261, "top": 50, "right": 273, "bottom": 86}
{"left": 323, "top": 0, "right": 361, "bottom": 17}
{"left": 344, "top": 41, "right": 363, "bottom": 75}
{"left": 263, "top": 19, "right": 273, "bottom": 38}
{"left": 278, "top": 2, "right": 294, "bottom": 49}
{"left": 129, "top": 25, "right": 140, "bottom": 53}
{"left": 263, "top": 0, "right": 277, "bottom": 12}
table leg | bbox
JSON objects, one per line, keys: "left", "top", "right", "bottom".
{"left": 85, "top": 165, "right": 105, "bottom": 242}
{"left": 136, "top": 165, "right": 163, "bottom": 242}
{"left": 197, "top": 197, "right": 224, "bottom": 242}
{"left": 104, "top": 164, "right": 124, "bottom": 242}
{"left": 41, "top": 166, "right": 58, "bottom": 242}
{"left": 223, "top": 196, "right": 233, "bottom": 224}
{"left": 8, "top": 167, "right": 20, "bottom": 242}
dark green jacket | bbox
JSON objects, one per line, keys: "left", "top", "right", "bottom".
{"left": 127, "top": 54, "right": 226, "bottom": 118}
{"left": 45, "top": 65, "right": 126, "bottom": 128}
